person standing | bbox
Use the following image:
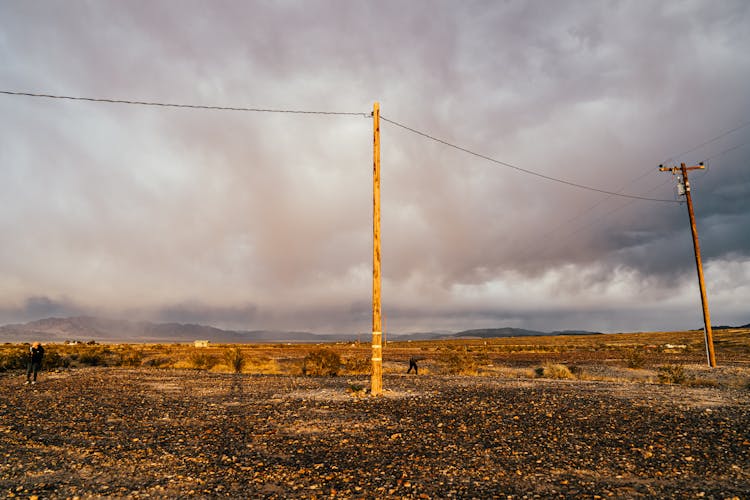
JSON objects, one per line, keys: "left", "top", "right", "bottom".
{"left": 26, "top": 342, "right": 44, "bottom": 385}
{"left": 407, "top": 355, "right": 419, "bottom": 375}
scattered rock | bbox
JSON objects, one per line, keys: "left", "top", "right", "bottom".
{"left": 1, "top": 368, "right": 748, "bottom": 498}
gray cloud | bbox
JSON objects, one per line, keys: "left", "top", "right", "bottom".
{"left": 0, "top": 296, "right": 86, "bottom": 324}
{"left": 1, "top": 0, "right": 749, "bottom": 334}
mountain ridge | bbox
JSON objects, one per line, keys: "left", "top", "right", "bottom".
{"left": 0, "top": 316, "right": 747, "bottom": 344}
{"left": 0, "top": 316, "right": 356, "bottom": 344}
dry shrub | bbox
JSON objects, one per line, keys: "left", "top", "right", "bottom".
{"left": 568, "top": 365, "right": 585, "bottom": 378}
{"left": 67, "top": 345, "right": 119, "bottom": 367}
{"left": 302, "top": 348, "right": 341, "bottom": 377}
{"left": 440, "top": 351, "right": 477, "bottom": 375}
{"left": 657, "top": 364, "right": 687, "bottom": 384}
{"left": 187, "top": 351, "right": 217, "bottom": 370}
{"left": 43, "top": 350, "right": 70, "bottom": 369}
{"left": 536, "top": 363, "right": 575, "bottom": 380}
{"left": 492, "top": 366, "right": 537, "bottom": 379}
{"left": 143, "top": 357, "right": 172, "bottom": 368}
{"left": 244, "top": 356, "right": 280, "bottom": 374}
{"left": 343, "top": 355, "right": 371, "bottom": 375}
{"left": 120, "top": 349, "right": 145, "bottom": 367}
{"left": 224, "top": 347, "right": 245, "bottom": 373}
{"left": 0, "top": 347, "right": 28, "bottom": 371}
{"left": 685, "top": 377, "right": 719, "bottom": 388}
{"left": 624, "top": 348, "right": 646, "bottom": 369}
{"left": 77, "top": 351, "right": 106, "bottom": 366}
{"left": 346, "top": 382, "right": 366, "bottom": 397}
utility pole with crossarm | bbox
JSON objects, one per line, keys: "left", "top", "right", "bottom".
{"left": 371, "top": 102, "right": 383, "bottom": 395}
{"left": 659, "top": 162, "right": 717, "bottom": 367}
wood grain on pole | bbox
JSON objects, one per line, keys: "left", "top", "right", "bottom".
{"left": 372, "top": 102, "right": 383, "bottom": 394}
{"left": 680, "top": 163, "right": 717, "bottom": 367}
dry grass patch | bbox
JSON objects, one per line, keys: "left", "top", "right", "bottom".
{"left": 479, "top": 365, "right": 537, "bottom": 379}
{"left": 184, "top": 350, "right": 218, "bottom": 370}
{"left": 624, "top": 348, "right": 647, "bottom": 368}
{"left": 536, "top": 363, "right": 576, "bottom": 380}
{"left": 242, "top": 355, "right": 280, "bottom": 374}
{"left": 342, "top": 355, "right": 371, "bottom": 375}
{"left": 301, "top": 348, "right": 341, "bottom": 376}
{"left": 223, "top": 347, "right": 245, "bottom": 373}
{"left": 657, "top": 364, "right": 687, "bottom": 384}
{"left": 439, "top": 351, "right": 478, "bottom": 375}
{"left": 0, "top": 346, "right": 30, "bottom": 371}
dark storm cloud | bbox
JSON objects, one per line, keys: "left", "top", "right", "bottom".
{"left": 149, "top": 302, "right": 260, "bottom": 330}
{"left": 0, "top": 297, "right": 86, "bottom": 324}
{"left": 1, "top": 0, "right": 748, "bottom": 333}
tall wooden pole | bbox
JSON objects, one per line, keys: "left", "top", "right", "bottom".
{"left": 371, "top": 102, "right": 383, "bottom": 395}
{"left": 660, "top": 163, "right": 717, "bottom": 367}
{"left": 680, "top": 163, "right": 717, "bottom": 367}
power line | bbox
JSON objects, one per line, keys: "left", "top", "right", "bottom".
{"left": 663, "top": 120, "right": 750, "bottom": 163}
{"left": 533, "top": 132, "right": 748, "bottom": 259}
{"left": 4, "top": 89, "right": 740, "bottom": 200}
{"left": 706, "top": 138, "right": 750, "bottom": 161}
{"left": 0, "top": 90, "right": 370, "bottom": 117}
{"left": 592, "top": 121, "right": 750, "bottom": 196}
{"left": 561, "top": 177, "right": 678, "bottom": 247}
{"left": 527, "top": 127, "right": 750, "bottom": 259}
{"left": 522, "top": 164, "right": 676, "bottom": 255}
{"left": 380, "top": 115, "right": 679, "bottom": 203}
{"left": 566, "top": 125, "right": 750, "bottom": 225}
{"left": 523, "top": 176, "right": 678, "bottom": 262}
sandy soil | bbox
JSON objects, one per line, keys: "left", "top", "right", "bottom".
{"left": 1, "top": 368, "right": 749, "bottom": 499}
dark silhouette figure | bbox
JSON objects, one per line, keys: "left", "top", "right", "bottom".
{"left": 26, "top": 342, "right": 44, "bottom": 384}
{"left": 407, "top": 356, "right": 419, "bottom": 375}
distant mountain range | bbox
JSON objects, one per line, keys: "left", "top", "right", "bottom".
{"left": 0, "top": 317, "right": 590, "bottom": 343}
{"left": 0, "top": 316, "right": 331, "bottom": 344}
{"left": 449, "top": 327, "right": 600, "bottom": 338}
{"left": 0, "top": 316, "right": 747, "bottom": 344}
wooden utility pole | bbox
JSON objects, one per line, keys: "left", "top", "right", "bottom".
{"left": 371, "top": 102, "right": 383, "bottom": 395}
{"left": 659, "top": 162, "right": 717, "bottom": 367}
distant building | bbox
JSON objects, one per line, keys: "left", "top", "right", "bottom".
{"left": 194, "top": 340, "right": 210, "bottom": 348}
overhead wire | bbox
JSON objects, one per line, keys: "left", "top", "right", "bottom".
{"left": 662, "top": 119, "right": 750, "bottom": 164}
{"left": 706, "top": 138, "right": 750, "bottom": 161}
{"left": 528, "top": 125, "right": 750, "bottom": 260}
{"left": 0, "top": 90, "right": 371, "bottom": 117}
{"left": 377, "top": 111, "right": 746, "bottom": 264}
{"left": 520, "top": 153, "right": 675, "bottom": 258}
{"left": 517, "top": 174, "right": 679, "bottom": 261}
{"left": 379, "top": 114, "right": 679, "bottom": 203}
{"left": 378, "top": 112, "right": 750, "bottom": 265}
{"left": 4, "top": 88, "right": 746, "bottom": 281}
{"left": 551, "top": 176, "right": 679, "bottom": 258}
{"left": 658, "top": 121, "right": 750, "bottom": 182}
{"left": 4, "top": 88, "right": 743, "bottom": 209}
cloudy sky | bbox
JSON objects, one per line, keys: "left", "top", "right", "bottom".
{"left": 1, "top": 0, "right": 748, "bottom": 334}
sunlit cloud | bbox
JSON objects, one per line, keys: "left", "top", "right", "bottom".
{"left": 0, "top": 1, "right": 748, "bottom": 334}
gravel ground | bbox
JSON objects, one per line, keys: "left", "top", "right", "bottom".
{"left": 1, "top": 368, "right": 749, "bottom": 499}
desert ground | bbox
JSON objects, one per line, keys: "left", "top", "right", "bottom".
{"left": 1, "top": 330, "right": 749, "bottom": 499}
